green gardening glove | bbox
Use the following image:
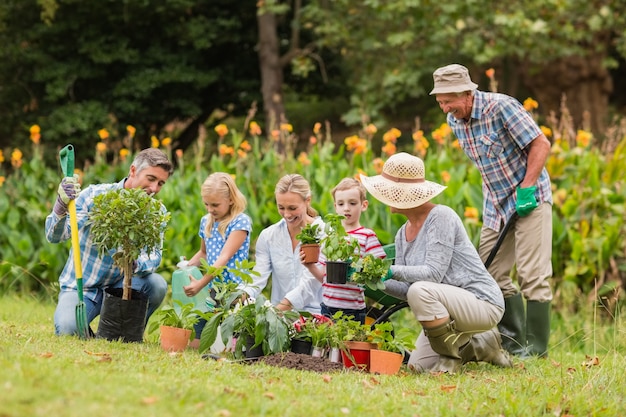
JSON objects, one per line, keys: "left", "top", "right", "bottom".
{"left": 382, "top": 268, "right": 394, "bottom": 282}
{"left": 515, "top": 185, "right": 538, "bottom": 217}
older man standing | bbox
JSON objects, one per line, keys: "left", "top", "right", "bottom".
{"left": 430, "top": 64, "right": 553, "bottom": 357}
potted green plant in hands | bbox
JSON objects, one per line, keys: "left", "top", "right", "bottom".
{"left": 296, "top": 223, "right": 322, "bottom": 263}
{"left": 369, "top": 322, "right": 413, "bottom": 375}
{"left": 321, "top": 214, "right": 359, "bottom": 284}
{"left": 351, "top": 254, "right": 393, "bottom": 290}
{"left": 147, "top": 300, "right": 205, "bottom": 352}
{"left": 89, "top": 187, "right": 170, "bottom": 342}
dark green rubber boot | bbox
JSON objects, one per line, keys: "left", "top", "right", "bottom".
{"left": 497, "top": 293, "right": 527, "bottom": 356}
{"left": 526, "top": 300, "right": 551, "bottom": 357}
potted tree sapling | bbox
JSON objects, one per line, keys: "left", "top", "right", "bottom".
{"left": 89, "top": 187, "right": 170, "bottom": 342}
{"left": 296, "top": 223, "right": 322, "bottom": 263}
{"left": 321, "top": 214, "right": 359, "bottom": 284}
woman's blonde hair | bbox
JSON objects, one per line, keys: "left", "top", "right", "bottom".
{"left": 275, "top": 174, "right": 317, "bottom": 217}
{"left": 202, "top": 172, "right": 247, "bottom": 237}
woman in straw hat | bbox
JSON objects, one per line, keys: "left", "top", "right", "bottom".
{"left": 360, "top": 153, "right": 512, "bottom": 373}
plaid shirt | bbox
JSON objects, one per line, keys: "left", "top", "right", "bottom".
{"left": 45, "top": 179, "right": 167, "bottom": 302}
{"left": 447, "top": 90, "right": 552, "bottom": 232}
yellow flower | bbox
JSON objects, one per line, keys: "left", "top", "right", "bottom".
{"left": 11, "top": 148, "right": 23, "bottom": 168}
{"left": 127, "top": 125, "right": 136, "bottom": 138}
{"left": 464, "top": 207, "right": 479, "bottom": 220}
{"left": 523, "top": 97, "right": 538, "bottom": 112}
{"left": 441, "top": 171, "right": 451, "bottom": 184}
{"left": 219, "top": 144, "right": 234, "bottom": 156}
{"left": 297, "top": 152, "right": 311, "bottom": 166}
{"left": 0, "top": 149, "right": 4, "bottom": 163}
{"left": 0, "top": 176, "right": 5, "bottom": 187}
{"left": 431, "top": 123, "right": 452, "bottom": 145}
{"left": 161, "top": 137, "right": 172, "bottom": 147}
{"left": 151, "top": 136, "right": 160, "bottom": 148}
{"left": 540, "top": 126, "right": 552, "bottom": 138}
{"left": 372, "top": 158, "right": 384, "bottom": 174}
{"left": 364, "top": 123, "right": 377, "bottom": 136}
{"left": 119, "top": 148, "right": 130, "bottom": 161}
{"left": 553, "top": 188, "right": 567, "bottom": 208}
{"left": 382, "top": 128, "right": 401, "bottom": 144}
{"left": 280, "top": 123, "right": 293, "bottom": 133}
{"left": 249, "top": 121, "right": 262, "bottom": 136}
{"left": 381, "top": 142, "right": 396, "bottom": 157}
{"left": 215, "top": 124, "right": 229, "bottom": 138}
{"left": 575, "top": 129, "right": 592, "bottom": 147}
{"left": 30, "top": 125, "right": 41, "bottom": 144}
{"left": 30, "top": 125, "right": 41, "bottom": 134}
{"left": 313, "top": 122, "right": 322, "bottom": 135}
{"left": 96, "top": 142, "right": 107, "bottom": 153}
{"left": 98, "top": 129, "right": 109, "bottom": 140}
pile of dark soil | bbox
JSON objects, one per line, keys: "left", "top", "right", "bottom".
{"left": 259, "top": 352, "right": 345, "bottom": 373}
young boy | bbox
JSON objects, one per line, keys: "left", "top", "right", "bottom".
{"left": 304, "top": 178, "right": 386, "bottom": 323}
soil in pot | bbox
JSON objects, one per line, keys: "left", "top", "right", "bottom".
{"left": 96, "top": 288, "right": 148, "bottom": 343}
{"left": 160, "top": 325, "right": 192, "bottom": 352}
{"left": 369, "top": 349, "right": 404, "bottom": 375}
{"left": 301, "top": 244, "right": 320, "bottom": 264}
{"left": 326, "top": 261, "right": 350, "bottom": 284}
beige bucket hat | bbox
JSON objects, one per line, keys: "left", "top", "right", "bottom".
{"left": 360, "top": 153, "right": 446, "bottom": 209}
{"left": 429, "top": 64, "right": 478, "bottom": 95}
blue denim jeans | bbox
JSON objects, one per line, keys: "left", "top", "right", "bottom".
{"left": 54, "top": 273, "right": 167, "bottom": 336}
{"left": 320, "top": 303, "right": 367, "bottom": 325}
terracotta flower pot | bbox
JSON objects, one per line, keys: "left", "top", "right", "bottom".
{"left": 341, "top": 341, "right": 377, "bottom": 371}
{"left": 159, "top": 325, "right": 191, "bottom": 352}
{"left": 369, "top": 349, "right": 403, "bottom": 375}
{"left": 301, "top": 243, "right": 320, "bottom": 263}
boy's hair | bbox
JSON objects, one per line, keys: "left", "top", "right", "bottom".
{"left": 201, "top": 172, "right": 247, "bottom": 237}
{"left": 331, "top": 178, "right": 366, "bottom": 202}
{"left": 131, "top": 148, "right": 173, "bottom": 176}
{"left": 275, "top": 174, "right": 318, "bottom": 217}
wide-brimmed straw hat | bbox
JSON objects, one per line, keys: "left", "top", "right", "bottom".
{"left": 360, "top": 153, "right": 446, "bottom": 209}
{"left": 429, "top": 64, "right": 478, "bottom": 95}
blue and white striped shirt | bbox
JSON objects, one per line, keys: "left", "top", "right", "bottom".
{"left": 45, "top": 179, "right": 167, "bottom": 302}
{"left": 447, "top": 90, "right": 552, "bottom": 232}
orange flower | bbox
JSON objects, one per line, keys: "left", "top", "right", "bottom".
{"left": 575, "top": 129, "right": 592, "bottom": 147}
{"left": 126, "top": 125, "right": 136, "bottom": 138}
{"left": 540, "top": 126, "right": 552, "bottom": 138}
{"left": 485, "top": 68, "right": 495, "bottom": 79}
{"left": 237, "top": 149, "right": 247, "bottom": 159}
{"left": 239, "top": 140, "right": 251, "bottom": 152}
{"left": 11, "top": 148, "right": 23, "bottom": 168}
{"left": 381, "top": 142, "right": 396, "bottom": 157}
{"left": 354, "top": 169, "right": 366, "bottom": 180}
{"left": 280, "top": 123, "right": 293, "bottom": 133}
{"left": 382, "top": 128, "right": 401, "bottom": 144}
{"left": 30, "top": 125, "right": 41, "bottom": 144}
{"left": 219, "top": 144, "right": 235, "bottom": 156}
{"left": 96, "top": 142, "right": 107, "bottom": 153}
{"left": 249, "top": 121, "right": 262, "bottom": 136}
{"left": 0, "top": 149, "right": 4, "bottom": 163}
{"left": 372, "top": 158, "right": 384, "bottom": 174}
{"left": 441, "top": 171, "right": 451, "bottom": 184}
{"left": 98, "top": 129, "right": 110, "bottom": 140}
{"left": 270, "top": 130, "right": 280, "bottom": 141}
{"left": 523, "top": 98, "right": 538, "bottom": 112}
{"left": 309, "top": 135, "right": 317, "bottom": 145}
{"left": 431, "top": 123, "right": 451, "bottom": 145}
{"left": 151, "top": 136, "right": 160, "bottom": 148}
{"left": 313, "top": 122, "right": 322, "bottom": 135}
{"left": 413, "top": 134, "right": 429, "bottom": 158}
{"left": 364, "top": 123, "right": 377, "bottom": 136}
{"left": 119, "top": 148, "right": 130, "bottom": 161}
{"left": 175, "top": 149, "right": 183, "bottom": 159}
{"left": 464, "top": 207, "right": 479, "bottom": 221}
{"left": 297, "top": 152, "right": 311, "bottom": 166}
{"left": 161, "top": 137, "right": 172, "bottom": 147}
{"left": 215, "top": 124, "right": 229, "bottom": 138}
{"left": 452, "top": 139, "right": 460, "bottom": 149}
{"left": 0, "top": 176, "right": 5, "bottom": 187}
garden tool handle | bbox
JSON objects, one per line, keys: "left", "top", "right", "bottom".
{"left": 484, "top": 212, "right": 518, "bottom": 270}
{"left": 59, "top": 145, "right": 84, "bottom": 291}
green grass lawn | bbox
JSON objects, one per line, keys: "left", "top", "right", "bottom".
{"left": 1, "top": 294, "right": 624, "bottom": 417}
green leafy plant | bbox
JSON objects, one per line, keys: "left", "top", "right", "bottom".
{"left": 89, "top": 187, "right": 171, "bottom": 300}
{"left": 321, "top": 214, "right": 359, "bottom": 262}
{"left": 351, "top": 254, "right": 393, "bottom": 290}
{"left": 295, "top": 223, "right": 322, "bottom": 244}
{"left": 293, "top": 313, "right": 333, "bottom": 348}
{"left": 370, "top": 321, "right": 412, "bottom": 355}
{"left": 147, "top": 300, "right": 204, "bottom": 336}
{"left": 331, "top": 311, "right": 372, "bottom": 343}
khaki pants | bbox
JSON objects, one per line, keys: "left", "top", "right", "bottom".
{"left": 479, "top": 203, "right": 553, "bottom": 302}
{"left": 406, "top": 281, "right": 503, "bottom": 372}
